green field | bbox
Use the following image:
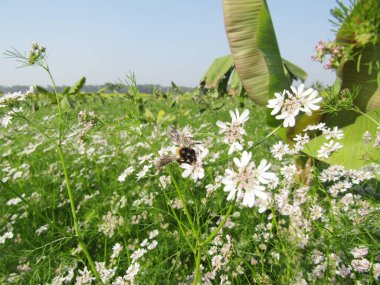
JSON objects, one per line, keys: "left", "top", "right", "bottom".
{"left": 1, "top": 86, "right": 379, "bottom": 284}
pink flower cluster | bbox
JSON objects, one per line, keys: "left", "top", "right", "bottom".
{"left": 311, "top": 40, "right": 347, "bottom": 70}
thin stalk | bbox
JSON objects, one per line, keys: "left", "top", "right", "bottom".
{"left": 248, "top": 124, "right": 282, "bottom": 152}
{"left": 193, "top": 246, "right": 202, "bottom": 285}
{"left": 353, "top": 106, "right": 380, "bottom": 127}
{"left": 56, "top": 143, "right": 103, "bottom": 284}
{"left": 40, "top": 64, "right": 102, "bottom": 283}
{"left": 201, "top": 202, "right": 234, "bottom": 247}
{"left": 159, "top": 180, "right": 196, "bottom": 253}
{"left": 43, "top": 65, "right": 64, "bottom": 144}
{"left": 269, "top": 205, "right": 291, "bottom": 282}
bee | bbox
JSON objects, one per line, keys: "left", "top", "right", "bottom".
{"left": 155, "top": 126, "right": 198, "bottom": 168}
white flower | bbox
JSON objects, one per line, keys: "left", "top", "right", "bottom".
{"left": 362, "top": 131, "right": 372, "bottom": 144}
{"left": 98, "top": 212, "right": 124, "bottom": 238}
{"left": 0, "top": 90, "right": 28, "bottom": 107}
{"left": 304, "top": 123, "right": 326, "bottom": 132}
{"left": 290, "top": 83, "right": 312, "bottom": 99}
{"left": 222, "top": 151, "right": 276, "bottom": 208}
{"left": 216, "top": 109, "right": 249, "bottom": 153}
{"left": 111, "top": 243, "right": 123, "bottom": 259}
{"left": 292, "top": 84, "right": 322, "bottom": 116}
{"left": 275, "top": 93, "right": 301, "bottom": 127}
{"left": 322, "top": 127, "right": 344, "bottom": 140}
{"left": 227, "top": 141, "right": 243, "bottom": 155}
{"left": 0, "top": 231, "right": 14, "bottom": 244}
{"left": 317, "top": 140, "right": 343, "bottom": 159}
{"left": 118, "top": 166, "right": 134, "bottom": 182}
{"left": 1, "top": 113, "right": 13, "bottom": 128}
{"left": 147, "top": 240, "right": 158, "bottom": 250}
{"left": 293, "top": 133, "right": 310, "bottom": 151}
{"left": 309, "top": 205, "right": 323, "bottom": 220}
{"left": 95, "top": 262, "right": 115, "bottom": 283}
{"left": 271, "top": 141, "right": 290, "bottom": 160}
{"left": 230, "top": 108, "right": 249, "bottom": 125}
{"left": 136, "top": 164, "right": 150, "bottom": 180}
{"left": 350, "top": 246, "right": 368, "bottom": 258}
{"left": 130, "top": 248, "right": 147, "bottom": 262}
{"left": 180, "top": 159, "right": 205, "bottom": 181}
{"left": 148, "top": 229, "right": 159, "bottom": 239}
{"left": 267, "top": 91, "right": 285, "bottom": 115}
{"left": 125, "top": 262, "right": 140, "bottom": 280}
{"left": 36, "top": 224, "right": 49, "bottom": 235}
{"left": 373, "top": 263, "right": 380, "bottom": 279}
{"left": 268, "top": 84, "right": 322, "bottom": 127}
{"left": 351, "top": 258, "right": 371, "bottom": 273}
{"left": 75, "top": 266, "right": 94, "bottom": 285}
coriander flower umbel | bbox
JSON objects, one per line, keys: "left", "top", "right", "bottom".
{"left": 267, "top": 84, "right": 322, "bottom": 127}
{"left": 216, "top": 109, "right": 249, "bottom": 154}
{"left": 317, "top": 140, "right": 343, "bottom": 159}
{"left": 291, "top": 84, "right": 322, "bottom": 116}
{"left": 222, "top": 151, "right": 276, "bottom": 207}
{"left": 0, "top": 86, "right": 34, "bottom": 108}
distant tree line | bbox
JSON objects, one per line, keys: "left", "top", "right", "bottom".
{"left": 0, "top": 84, "right": 195, "bottom": 94}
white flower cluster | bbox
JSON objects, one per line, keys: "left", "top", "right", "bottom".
{"left": 98, "top": 211, "right": 124, "bottom": 238}
{"left": 267, "top": 84, "right": 322, "bottom": 127}
{"left": 270, "top": 123, "right": 344, "bottom": 161}
{"left": 118, "top": 166, "right": 135, "bottom": 182}
{"left": 216, "top": 109, "right": 249, "bottom": 154}
{"left": 0, "top": 86, "right": 34, "bottom": 108}
{"left": 222, "top": 151, "right": 277, "bottom": 208}
{"left": 112, "top": 230, "right": 159, "bottom": 284}
{"left": 319, "top": 164, "right": 375, "bottom": 197}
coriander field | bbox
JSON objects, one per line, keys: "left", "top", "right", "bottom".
{"left": 1, "top": 76, "right": 379, "bottom": 284}
{"left": 1, "top": 0, "right": 380, "bottom": 284}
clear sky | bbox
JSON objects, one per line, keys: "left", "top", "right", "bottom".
{"left": 0, "top": 0, "right": 349, "bottom": 88}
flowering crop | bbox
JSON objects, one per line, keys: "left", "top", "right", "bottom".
{"left": 1, "top": 44, "right": 379, "bottom": 285}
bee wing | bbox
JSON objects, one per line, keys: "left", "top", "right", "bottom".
{"left": 167, "top": 125, "right": 184, "bottom": 146}
{"left": 155, "top": 155, "right": 177, "bottom": 169}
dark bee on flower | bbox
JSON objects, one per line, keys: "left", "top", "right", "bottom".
{"left": 155, "top": 126, "right": 199, "bottom": 168}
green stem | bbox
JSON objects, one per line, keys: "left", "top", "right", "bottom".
{"left": 353, "top": 106, "right": 380, "bottom": 127}
{"left": 269, "top": 205, "right": 291, "bottom": 283}
{"left": 43, "top": 65, "right": 64, "bottom": 145}
{"left": 159, "top": 180, "right": 196, "bottom": 253}
{"left": 193, "top": 246, "right": 202, "bottom": 285}
{"left": 27, "top": 64, "right": 102, "bottom": 283}
{"left": 56, "top": 146, "right": 103, "bottom": 284}
{"left": 201, "top": 203, "right": 234, "bottom": 247}
{"left": 248, "top": 124, "right": 282, "bottom": 152}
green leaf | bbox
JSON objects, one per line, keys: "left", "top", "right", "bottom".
{"left": 303, "top": 109, "right": 380, "bottom": 169}
{"left": 59, "top": 95, "right": 76, "bottom": 111}
{"left": 171, "top": 81, "right": 183, "bottom": 95}
{"left": 34, "top": 85, "right": 50, "bottom": 95}
{"left": 61, "top": 86, "right": 70, "bottom": 95}
{"left": 200, "top": 55, "right": 234, "bottom": 91}
{"left": 223, "top": 0, "right": 289, "bottom": 106}
{"left": 282, "top": 58, "right": 308, "bottom": 83}
{"left": 69, "top": 77, "right": 86, "bottom": 95}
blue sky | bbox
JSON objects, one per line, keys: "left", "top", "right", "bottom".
{"left": 0, "top": 0, "right": 348, "bottom": 87}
